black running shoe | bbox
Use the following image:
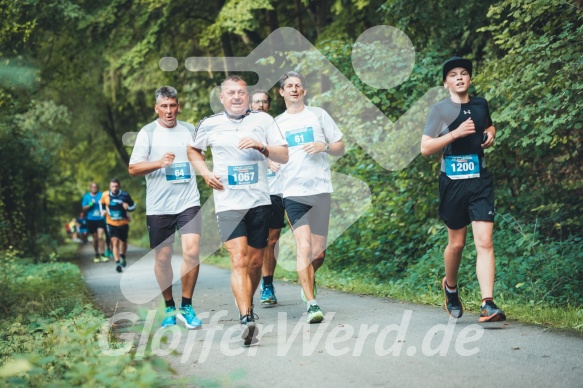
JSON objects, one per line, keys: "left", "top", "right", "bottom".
{"left": 240, "top": 311, "right": 258, "bottom": 346}
{"left": 479, "top": 301, "right": 506, "bottom": 322}
{"left": 442, "top": 277, "right": 463, "bottom": 318}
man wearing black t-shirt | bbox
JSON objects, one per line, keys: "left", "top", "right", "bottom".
{"left": 421, "top": 57, "right": 506, "bottom": 323}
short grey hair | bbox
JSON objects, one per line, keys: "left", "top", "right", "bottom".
{"left": 155, "top": 86, "right": 178, "bottom": 103}
{"left": 221, "top": 75, "right": 247, "bottom": 90}
{"left": 278, "top": 71, "right": 305, "bottom": 89}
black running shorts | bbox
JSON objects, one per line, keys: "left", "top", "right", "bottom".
{"left": 87, "top": 219, "right": 106, "bottom": 235}
{"left": 438, "top": 170, "right": 495, "bottom": 230}
{"left": 147, "top": 206, "right": 202, "bottom": 249}
{"left": 269, "top": 195, "right": 286, "bottom": 230}
{"left": 107, "top": 224, "right": 129, "bottom": 242}
{"left": 216, "top": 205, "right": 270, "bottom": 248}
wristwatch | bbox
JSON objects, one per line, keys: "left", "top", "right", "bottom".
{"left": 325, "top": 144, "right": 330, "bottom": 153}
{"left": 260, "top": 143, "right": 267, "bottom": 154}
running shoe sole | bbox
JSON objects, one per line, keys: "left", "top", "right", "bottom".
{"left": 241, "top": 322, "right": 257, "bottom": 346}
{"left": 308, "top": 311, "right": 324, "bottom": 324}
{"left": 177, "top": 314, "right": 202, "bottom": 329}
{"left": 479, "top": 311, "right": 507, "bottom": 322}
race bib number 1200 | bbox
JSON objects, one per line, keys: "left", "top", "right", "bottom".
{"left": 445, "top": 154, "right": 480, "bottom": 179}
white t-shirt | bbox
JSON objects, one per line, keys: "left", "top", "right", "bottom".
{"left": 129, "top": 120, "right": 200, "bottom": 215}
{"left": 267, "top": 164, "right": 284, "bottom": 196}
{"left": 276, "top": 106, "right": 343, "bottom": 198}
{"left": 190, "top": 111, "right": 286, "bottom": 213}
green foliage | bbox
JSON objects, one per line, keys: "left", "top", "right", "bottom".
{"left": 200, "top": 0, "right": 274, "bottom": 46}
{"left": 0, "top": 251, "right": 172, "bottom": 387}
{"left": 476, "top": 0, "right": 583, "bottom": 235}
{"left": 0, "top": 0, "right": 581, "bottom": 337}
{"left": 494, "top": 214, "right": 583, "bottom": 306}
{"left": 392, "top": 213, "right": 583, "bottom": 307}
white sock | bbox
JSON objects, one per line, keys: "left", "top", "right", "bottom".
{"left": 307, "top": 299, "right": 318, "bottom": 310}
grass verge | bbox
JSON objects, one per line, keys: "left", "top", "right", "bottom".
{"left": 0, "top": 246, "right": 174, "bottom": 386}
{"left": 315, "top": 269, "right": 583, "bottom": 333}
{"left": 203, "top": 252, "right": 583, "bottom": 333}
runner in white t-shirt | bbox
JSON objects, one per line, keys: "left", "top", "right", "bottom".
{"left": 276, "top": 71, "right": 345, "bottom": 324}
{"left": 128, "top": 86, "right": 203, "bottom": 330}
{"left": 250, "top": 89, "right": 283, "bottom": 307}
{"left": 188, "top": 76, "right": 288, "bottom": 346}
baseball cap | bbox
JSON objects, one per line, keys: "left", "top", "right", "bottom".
{"left": 442, "top": 56, "right": 472, "bottom": 80}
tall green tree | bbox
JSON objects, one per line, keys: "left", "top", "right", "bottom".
{"left": 477, "top": 0, "right": 583, "bottom": 235}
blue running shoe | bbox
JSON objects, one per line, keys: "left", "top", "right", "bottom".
{"left": 161, "top": 306, "right": 177, "bottom": 327}
{"left": 260, "top": 283, "right": 277, "bottom": 305}
{"left": 178, "top": 305, "right": 202, "bottom": 329}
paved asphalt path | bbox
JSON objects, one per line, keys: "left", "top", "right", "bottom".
{"left": 77, "top": 243, "right": 583, "bottom": 387}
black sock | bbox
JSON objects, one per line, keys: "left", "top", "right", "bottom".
{"left": 165, "top": 299, "right": 175, "bottom": 308}
{"left": 181, "top": 297, "right": 192, "bottom": 307}
{"left": 482, "top": 297, "right": 493, "bottom": 306}
{"left": 121, "top": 254, "right": 126, "bottom": 259}
{"left": 263, "top": 276, "right": 273, "bottom": 286}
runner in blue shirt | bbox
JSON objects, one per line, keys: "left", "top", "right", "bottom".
{"left": 81, "top": 182, "right": 109, "bottom": 263}
{"left": 76, "top": 211, "right": 88, "bottom": 243}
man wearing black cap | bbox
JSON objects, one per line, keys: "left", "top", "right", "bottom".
{"left": 420, "top": 56, "right": 506, "bottom": 323}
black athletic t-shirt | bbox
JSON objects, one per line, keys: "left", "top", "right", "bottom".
{"left": 423, "top": 96, "right": 492, "bottom": 156}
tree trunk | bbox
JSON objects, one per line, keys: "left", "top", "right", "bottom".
{"left": 102, "top": 103, "right": 130, "bottom": 165}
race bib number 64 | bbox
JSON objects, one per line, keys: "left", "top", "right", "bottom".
{"left": 165, "top": 162, "right": 191, "bottom": 183}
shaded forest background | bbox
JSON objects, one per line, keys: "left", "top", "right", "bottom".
{"left": 1, "top": 0, "right": 581, "bottom": 305}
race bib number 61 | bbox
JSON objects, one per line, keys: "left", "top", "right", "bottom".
{"left": 286, "top": 127, "right": 314, "bottom": 147}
